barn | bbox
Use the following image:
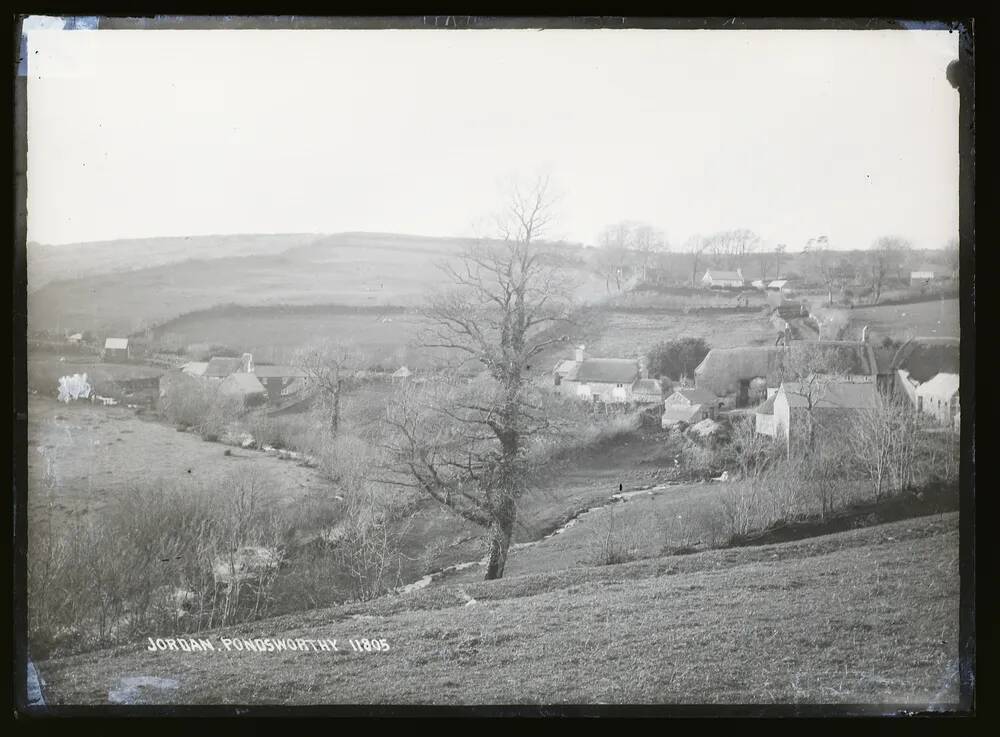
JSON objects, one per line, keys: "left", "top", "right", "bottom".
{"left": 103, "top": 338, "right": 130, "bottom": 361}
{"left": 662, "top": 387, "right": 719, "bottom": 428}
{"left": 701, "top": 269, "right": 745, "bottom": 289}
{"left": 219, "top": 372, "right": 267, "bottom": 406}
{"left": 251, "top": 364, "right": 310, "bottom": 403}
{"left": 771, "top": 380, "right": 881, "bottom": 453}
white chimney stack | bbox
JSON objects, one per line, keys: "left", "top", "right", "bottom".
{"left": 575, "top": 345, "right": 586, "bottom": 362}
{"left": 241, "top": 353, "right": 254, "bottom": 373}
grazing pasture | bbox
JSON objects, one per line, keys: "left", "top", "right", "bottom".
{"left": 845, "top": 298, "right": 960, "bottom": 343}
{"left": 27, "top": 396, "right": 333, "bottom": 527}
{"left": 38, "top": 513, "right": 960, "bottom": 706}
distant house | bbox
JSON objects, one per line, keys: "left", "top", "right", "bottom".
{"left": 767, "top": 380, "right": 881, "bottom": 451}
{"left": 553, "top": 345, "right": 653, "bottom": 404}
{"left": 103, "top": 338, "right": 130, "bottom": 361}
{"left": 67, "top": 333, "right": 83, "bottom": 344}
{"left": 181, "top": 362, "right": 208, "bottom": 377}
{"left": 204, "top": 353, "right": 253, "bottom": 379}
{"left": 252, "top": 364, "right": 310, "bottom": 403}
{"left": 701, "top": 269, "right": 745, "bottom": 289}
{"left": 751, "top": 279, "right": 766, "bottom": 290}
{"left": 662, "top": 387, "right": 719, "bottom": 428}
{"left": 391, "top": 366, "right": 412, "bottom": 382}
{"left": 219, "top": 372, "right": 267, "bottom": 406}
{"left": 890, "top": 337, "right": 960, "bottom": 411}
{"left": 767, "top": 279, "right": 792, "bottom": 294}
{"left": 914, "top": 372, "right": 959, "bottom": 428}
{"left": 910, "top": 271, "right": 936, "bottom": 287}
{"left": 631, "top": 378, "right": 665, "bottom": 406}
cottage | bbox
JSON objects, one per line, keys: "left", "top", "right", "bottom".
{"left": 219, "top": 372, "right": 267, "bottom": 406}
{"left": 103, "top": 337, "right": 130, "bottom": 361}
{"left": 553, "top": 345, "right": 652, "bottom": 404}
{"left": 662, "top": 387, "right": 719, "bottom": 428}
{"left": 701, "top": 269, "right": 745, "bottom": 289}
{"left": 914, "top": 372, "right": 959, "bottom": 427}
{"left": 910, "top": 271, "right": 935, "bottom": 287}
{"left": 890, "top": 337, "right": 960, "bottom": 409}
{"left": 67, "top": 333, "right": 83, "bottom": 344}
{"left": 181, "top": 362, "right": 209, "bottom": 377}
{"left": 768, "top": 380, "right": 880, "bottom": 451}
{"left": 766, "top": 279, "right": 792, "bottom": 293}
{"left": 694, "top": 341, "right": 878, "bottom": 405}
{"left": 252, "top": 364, "right": 310, "bottom": 403}
{"left": 204, "top": 353, "right": 253, "bottom": 379}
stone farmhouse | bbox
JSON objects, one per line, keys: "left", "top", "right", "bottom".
{"left": 553, "top": 346, "right": 662, "bottom": 406}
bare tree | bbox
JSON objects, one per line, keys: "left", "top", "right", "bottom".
{"left": 381, "top": 177, "right": 575, "bottom": 580}
{"left": 707, "top": 228, "right": 760, "bottom": 271}
{"left": 849, "top": 396, "right": 922, "bottom": 502}
{"left": 294, "top": 341, "right": 367, "bottom": 437}
{"left": 803, "top": 236, "right": 838, "bottom": 306}
{"left": 631, "top": 223, "right": 668, "bottom": 283}
{"left": 776, "top": 342, "right": 854, "bottom": 453}
{"left": 594, "top": 222, "right": 633, "bottom": 292}
{"left": 774, "top": 243, "right": 787, "bottom": 279}
{"left": 686, "top": 234, "right": 710, "bottom": 286}
{"left": 868, "top": 236, "right": 912, "bottom": 305}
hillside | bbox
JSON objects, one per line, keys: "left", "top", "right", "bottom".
{"left": 36, "top": 513, "right": 960, "bottom": 707}
{"left": 27, "top": 232, "right": 606, "bottom": 336}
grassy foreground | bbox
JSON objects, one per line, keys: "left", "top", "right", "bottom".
{"left": 37, "top": 512, "right": 960, "bottom": 707}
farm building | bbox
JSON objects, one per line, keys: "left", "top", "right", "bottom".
{"left": 102, "top": 338, "right": 130, "bottom": 361}
{"left": 764, "top": 380, "right": 881, "bottom": 452}
{"left": 751, "top": 279, "right": 766, "bottom": 290}
{"left": 767, "top": 279, "right": 793, "bottom": 294}
{"left": 181, "top": 362, "right": 208, "bottom": 377}
{"left": 67, "top": 333, "right": 83, "bottom": 344}
{"left": 553, "top": 346, "right": 652, "bottom": 404}
{"left": 252, "top": 364, "right": 310, "bottom": 403}
{"left": 914, "top": 372, "right": 959, "bottom": 428}
{"left": 694, "top": 341, "right": 879, "bottom": 405}
{"left": 219, "top": 372, "right": 267, "bottom": 406}
{"left": 204, "top": 353, "right": 254, "bottom": 379}
{"left": 701, "top": 269, "right": 745, "bottom": 289}
{"left": 391, "top": 366, "right": 412, "bottom": 382}
{"left": 631, "top": 378, "right": 665, "bottom": 405}
{"left": 890, "top": 336, "right": 960, "bottom": 411}
{"left": 662, "top": 387, "right": 720, "bottom": 428}
{"left": 754, "top": 393, "right": 778, "bottom": 435}
{"left": 910, "top": 271, "right": 936, "bottom": 287}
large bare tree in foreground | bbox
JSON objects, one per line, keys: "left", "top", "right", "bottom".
{"left": 381, "top": 177, "right": 575, "bottom": 580}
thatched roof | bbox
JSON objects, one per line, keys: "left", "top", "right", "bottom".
{"left": 892, "top": 337, "right": 960, "bottom": 384}
{"left": 780, "top": 380, "right": 879, "bottom": 410}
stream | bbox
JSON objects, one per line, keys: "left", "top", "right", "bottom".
{"left": 394, "top": 480, "right": 695, "bottom": 595}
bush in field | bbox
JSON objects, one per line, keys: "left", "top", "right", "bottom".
{"left": 646, "top": 337, "right": 711, "bottom": 382}
{"left": 160, "top": 373, "right": 242, "bottom": 440}
{"left": 27, "top": 468, "right": 285, "bottom": 659}
{"left": 327, "top": 490, "right": 409, "bottom": 602}
{"left": 849, "top": 399, "right": 924, "bottom": 502}
{"left": 729, "top": 416, "right": 781, "bottom": 478}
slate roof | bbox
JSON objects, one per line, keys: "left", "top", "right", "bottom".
{"left": 704, "top": 269, "right": 744, "bottom": 282}
{"left": 779, "top": 380, "right": 880, "bottom": 410}
{"left": 662, "top": 404, "right": 704, "bottom": 425}
{"left": 181, "top": 362, "right": 208, "bottom": 376}
{"left": 252, "top": 364, "right": 309, "bottom": 378}
{"left": 756, "top": 393, "right": 777, "bottom": 416}
{"left": 204, "top": 356, "right": 244, "bottom": 378}
{"left": 219, "top": 373, "right": 266, "bottom": 395}
{"left": 669, "top": 387, "right": 718, "bottom": 405}
{"left": 568, "top": 358, "right": 639, "bottom": 384}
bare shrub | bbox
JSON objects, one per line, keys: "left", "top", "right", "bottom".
{"left": 718, "top": 481, "right": 765, "bottom": 540}
{"left": 729, "top": 415, "right": 781, "bottom": 478}
{"left": 593, "top": 505, "right": 646, "bottom": 566}
{"left": 328, "top": 489, "right": 409, "bottom": 602}
{"left": 850, "top": 399, "right": 924, "bottom": 502}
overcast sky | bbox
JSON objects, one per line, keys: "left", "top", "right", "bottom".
{"left": 26, "top": 25, "right": 960, "bottom": 251}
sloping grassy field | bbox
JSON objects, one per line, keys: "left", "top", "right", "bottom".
{"left": 37, "top": 513, "right": 960, "bottom": 707}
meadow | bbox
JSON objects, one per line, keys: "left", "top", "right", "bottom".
{"left": 37, "top": 512, "right": 960, "bottom": 706}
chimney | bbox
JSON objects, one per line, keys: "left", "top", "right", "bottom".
{"left": 638, "top": 356, "right": 649, "bottom": 379}
{"left": 241, "top": 352, "right": 254, "bottom": 373}
{"left": 575, "top": 345, "right": 586, "bottom": 363}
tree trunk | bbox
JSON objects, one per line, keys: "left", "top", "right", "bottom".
{"left": 330, "top": 380, "right": 342, "bottom": 436}
{"left": 484, "top": 515, "right": 514, "bottom": 580}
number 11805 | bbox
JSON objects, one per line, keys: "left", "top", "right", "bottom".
{"left": 348, "top": 638, "right": 390, "bottom": 652}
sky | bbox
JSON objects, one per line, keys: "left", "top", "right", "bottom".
{"left": 25, "top": 23, "right": 961, "bottom": 251}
